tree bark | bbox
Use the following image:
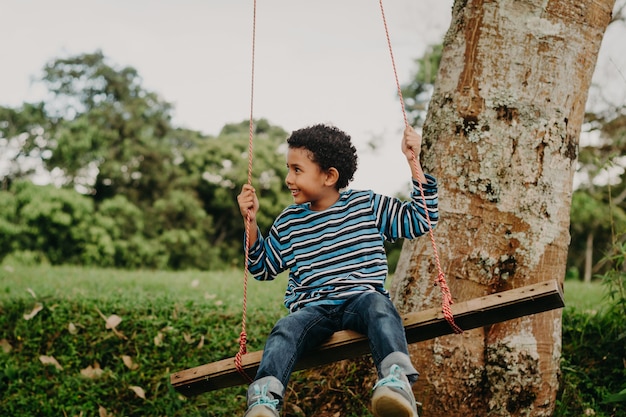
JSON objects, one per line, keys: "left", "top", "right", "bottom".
{"left": 390, "top": 0, "right": 615, "bottom": 416}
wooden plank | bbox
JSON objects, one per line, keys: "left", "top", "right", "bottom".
{"left": 171, "top": 279, "right": 564, "bottom": 397}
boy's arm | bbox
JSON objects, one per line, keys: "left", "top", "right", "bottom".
{"left": 237, "top": 184, "right": 284, "bottom": 281}
{"left": 237, "top": 184, "right": 259, "bottom": 245}
{"left": 402, "top": 125, "right": 428, "bottom": 184}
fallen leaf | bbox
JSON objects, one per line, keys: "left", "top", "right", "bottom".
{"left": 154, "top": 332, "right": 164, "bottom": 346}
{"left": 183, "top": 332, "right": 194, "bottom": 344}
{"left": 68, "top": 322, "right": 78, "bottom": 335}
{"left": 40, "top": 355, "right": 63, "bottom": 370}
{"left": 129, "top": 385, "right": 146, "bottom": 399}
{"left": 196, "top": 335, "right": 205, "bottom": 349}
{"left": 81, "top": 363, "right": 104, "bottom": 379}
{"left": 122, "top": 355, "right": 139, "bottom": 370}
{"left": 94, "top": 307, "right": 121, "bottom": 327}
{"left": 23, "top": 303, "right": 43, "bottom": 320}
{"left": 0, "top": 339, "right": 12, "bottom": 353}
{"left": 26, "top": 288, "right": 37, "bottom": 298}
{"left": 105, "top": 314, "right": 122, "bottom": 330}
{"left": 98, "top": 405, "right": 113, "bottom": 417}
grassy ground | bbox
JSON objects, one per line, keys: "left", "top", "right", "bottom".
{"left": 0, "top": 264, "right": 290, "bottom": 315}
{"left": 2, "top": 264, "right": 605, "bottom": 311}
{"left": 1, "top": 264, "right": 615, "bottom": 416}
{"left": 1, "top": 264, "right": 293, "bottom": 417}
{"left": 562, "top": 279, "right": 606, "bottom": 313}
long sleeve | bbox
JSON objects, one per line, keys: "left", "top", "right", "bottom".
{"left": 241, "top": 175, "right": 439, "bottom": 312}
{"left": 246, "top": 226, "right": 286, "bottom": 282}
{"left": 374, "top": 174, "right": 438, "bottom": 242}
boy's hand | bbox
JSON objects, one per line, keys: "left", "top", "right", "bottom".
{"left": 402, "top": 126, "right": 422, "bottom": 160}
{"left": 237, "top": 184, "right": 259, "bottom": 221}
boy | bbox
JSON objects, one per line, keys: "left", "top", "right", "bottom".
{"left": 237, "top": 124, "right": 438, "bottom": 417}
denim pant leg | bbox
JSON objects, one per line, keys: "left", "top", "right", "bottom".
{"left": 254, "top": 305, "right": 340, "bottom": 393}
{"left": 341, "top": 291, "right": 418, "bottom": 383}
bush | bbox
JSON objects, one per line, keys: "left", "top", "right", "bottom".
{"left": 557, "top": 308, "right": 626, "bottom": 416}
{"left": 556, "top": 240, "right": 626, "bottom": 417}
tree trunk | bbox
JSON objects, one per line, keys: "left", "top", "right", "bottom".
{"left": 584, "top": 232, "right": 594, "bottom": 283}
{"left": 390, "top": 0, "right": 615, "bottom": 416}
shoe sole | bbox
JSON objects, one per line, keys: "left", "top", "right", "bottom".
{"left": 243, "top": 406, "right": 279, "bottom": 417}
{"left": 371, "top": 386, "right": 418, "bottom": 417}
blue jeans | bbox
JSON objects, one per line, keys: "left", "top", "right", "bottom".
{"left": 251, "top": 291, "right": 418, "bottom": 400}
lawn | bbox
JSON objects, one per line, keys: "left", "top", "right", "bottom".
{"left": 1, "top": 263, "right": 617, "bottom": 416}
{"left": 0, "top": 263, "right": 292, "bottom": 417}
{"left": 563, "top": 279, "right": 607, "bottom": 313}
{"left": 2, "top": 264, "right": 604, "bottom": 312}
{"left": 0, "top": 264, "right": 290, "bottom": 315}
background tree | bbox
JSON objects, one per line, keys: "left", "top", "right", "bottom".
{"left": 569, "top": 104, "right": 626, "bottom": 280}
{"left": 388, "top": 1, "right": 616, "bottom": 416}
{"left": 0, "top": 52, "right": 293, "bottom": 270}
{"left": 569, "top": 188, "right": 626, "bottom": 282}
{"left": 0, "top": 103, "right": 50, "bottom": 190}
{"left": 176, "top": 119, "right": 293, "bottom": 267}
{"left": 401, "top": 43, "right": 443, "bottom": 128}
{"left": 41, "top": 50, "right": 185, "bottom": 205}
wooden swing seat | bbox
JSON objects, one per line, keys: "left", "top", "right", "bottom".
{"left": 170, "top": 279, "right": 564, "bottom": 397}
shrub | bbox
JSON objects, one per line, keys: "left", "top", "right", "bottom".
{"left": 556, "top": 239, "right": 626, "bottom": 417}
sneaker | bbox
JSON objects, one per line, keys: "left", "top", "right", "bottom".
{"left": 371, "top": 364, "right": 419, "bottom": 417}
{"left": 243, "top": 383, "right": 280, "bottom": 417}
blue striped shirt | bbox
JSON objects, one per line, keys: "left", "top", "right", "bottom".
{"left": 247, "top": 175, "right": 439, "bottom": 312}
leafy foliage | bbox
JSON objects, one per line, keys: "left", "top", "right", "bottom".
{"left": 557, "top": 241, "right": 626, "bottom": 417}
{"left": 0, "top": 51, "right": 295, "bottom": 270}
{"left": 557, "top": 309, "right": 626, "bottom": 417}
{"left": 401, "top": 43, "right": 442, "bottom": 127}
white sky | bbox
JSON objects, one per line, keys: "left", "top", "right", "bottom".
{"left": 0, "top": 0, "right": 455, "bottom": 194}
{"left": 1, "top": 0, "right": 624, "bottom": 194}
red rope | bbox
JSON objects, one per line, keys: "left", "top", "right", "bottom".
{"left": 378, "top": 0, "right": 462, "bottom": 334}
{"left": 234, "top": 0, "right": 257, "bottom": 383}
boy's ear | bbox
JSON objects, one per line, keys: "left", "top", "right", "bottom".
{"left": 325, "top": 167, "right": 339, "bottom": 187}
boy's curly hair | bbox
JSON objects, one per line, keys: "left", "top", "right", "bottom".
{"left": 286, "top": 124, "right": 358, "bottom": 190}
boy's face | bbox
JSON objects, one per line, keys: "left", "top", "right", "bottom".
{"left": 285, "top": 147, "right": 339, "bottom": 211}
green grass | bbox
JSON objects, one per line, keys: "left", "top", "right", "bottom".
{"left": 563, "top": 279, "right": 606, "bottom": 313}
{"left": 3, "top": 264, "right": 605, "bottom": 313}
{"left": 0, "top": 264, "right": 291, "bottom": 417}
{"left": 1, "top": 264, "right": 618, "bottom": 416}
{"left": 0, "top": 264, "right": 289, "bottom": 315}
